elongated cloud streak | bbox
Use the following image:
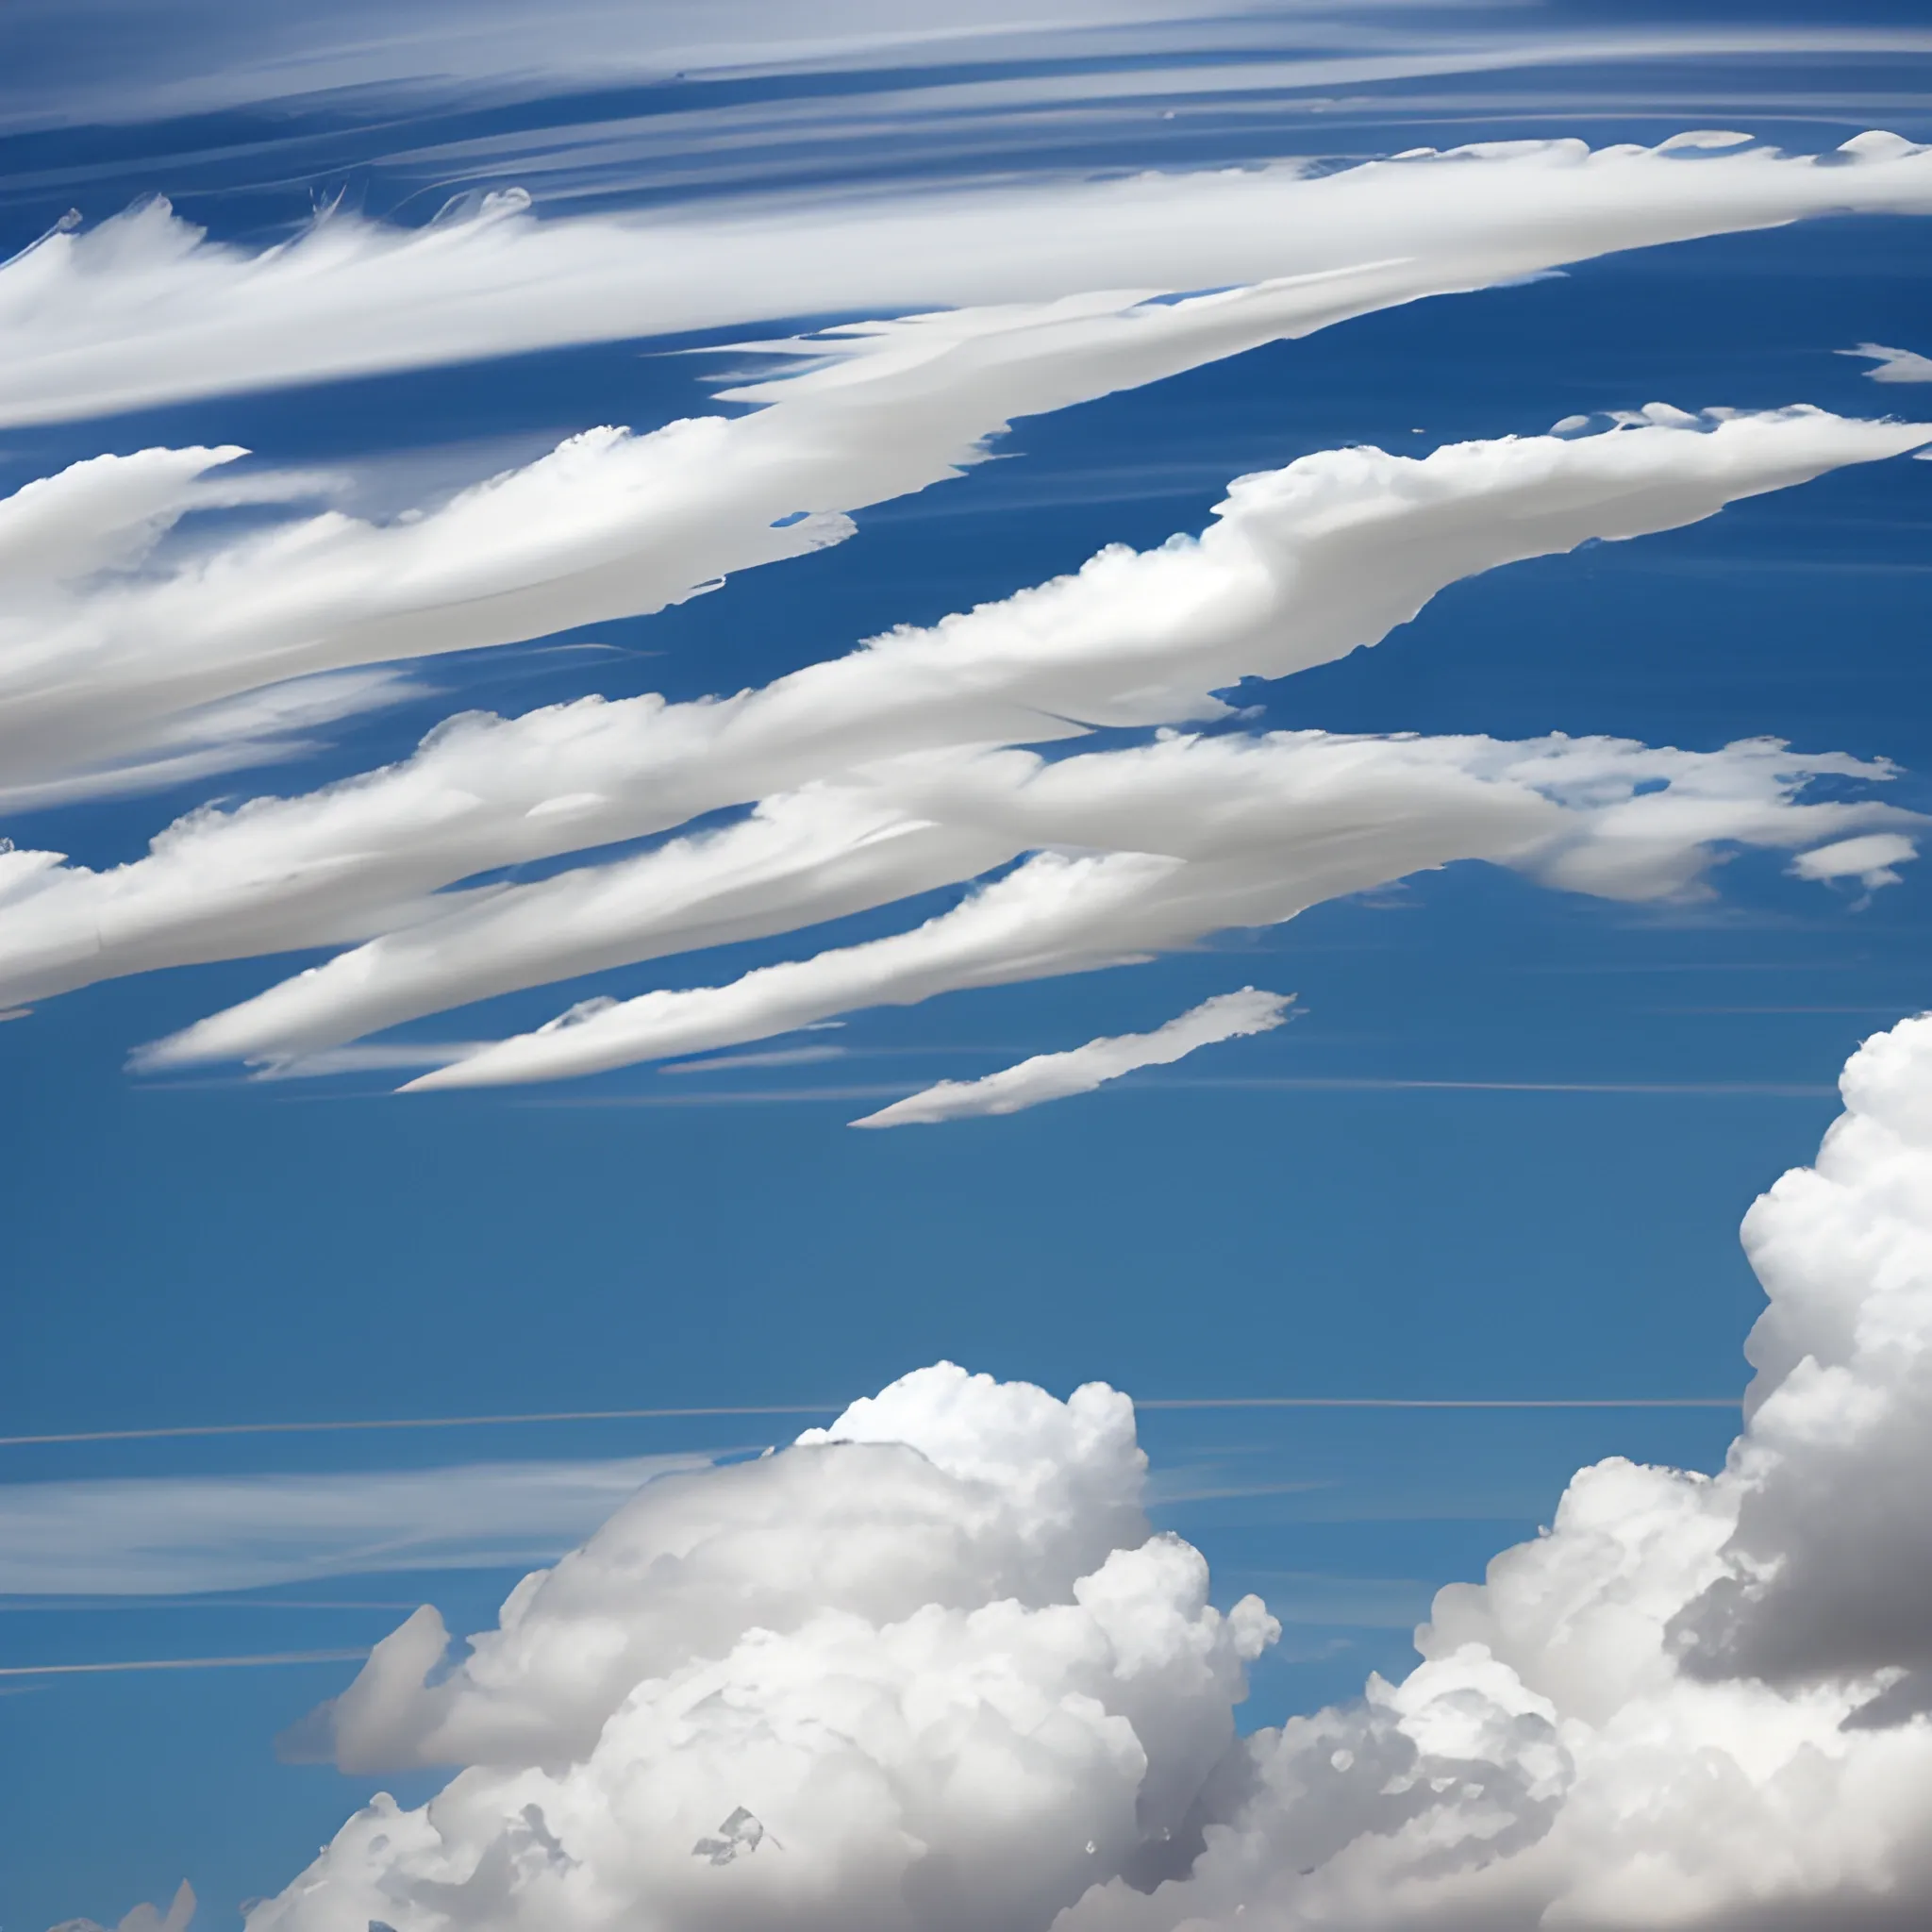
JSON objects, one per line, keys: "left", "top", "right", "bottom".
{"left": 8, "top": 408, "right": 1922, "bottom": 1038}
{"left": 849, "top": 986, "right": 1294, "bottom": 1127}
{"left": 400, "top": 733, "right": 1915, "bottom": 1090}
{"left": 8, "top": 266, "right": 1429, "bottom": 789}
{"left": 8, "top": 132, "right": 1932, "bottom": 426}
{"left": 250, "top": 1013, "right": 1932, "bottom": 1928}
{"left": 1842, "top": 341, "right": 1932, "bottom": 382}
{"left": 0, "top": 1454, "right": 712, "bottom": 1595}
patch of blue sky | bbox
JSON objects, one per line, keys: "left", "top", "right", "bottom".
{"left": 7, "top": 10, "right": 1932, "bottom": 1929}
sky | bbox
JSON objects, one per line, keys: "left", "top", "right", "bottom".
{"left": 4, "top": 4, "right": 1932, "bottom": 1929}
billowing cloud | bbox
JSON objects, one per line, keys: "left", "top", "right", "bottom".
{"left": 9, "top": 132, "right": 1932, "bottom": 427}
{"left": 0, "top": 1453, "right": 712, "bottom": 1595}
{"left": 253, "top": 1013, "right": 1932, "bottom": 1928}
{"left": 849, "top": 987, "right": 1294, "bottom": 1127}
{"left": 6, "top": 408, "right": 1922, "bottom": 1048}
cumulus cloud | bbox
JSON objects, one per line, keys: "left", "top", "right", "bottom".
{"left": 252, "top": 1017, "right": 1932, "bottom": 1927}
{"left": 0, "top": 1454, "right": 711, "bottom": 1595}
{"left": 849, "top": 987, "right": 1294, "bottom": 1127}
{"left": 400, "top": 732, "right": 1916, "bottom": 1090}
{"left": 6, "top": 408, "right": 1922, "bottom": 1044}
{"left": 9, "top": 132, "right": 1932, "bottom": 426}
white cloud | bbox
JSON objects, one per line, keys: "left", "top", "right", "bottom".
{"left": 0, "top": 1454, "right": 711, "bottom": 1595}
{"left": 9, "top": 133, "right": 1932, "bottom": 428}
{"left": 399, "top": 732, "right": 1915, "bottom": 1090}
{"left": 248, "top": 1018, "right": 1932, "bottom": 1927}
{"left": 1840, "top": 341, "right": 1932, "bottom": 383}
{"left": 1788, "top": 831, "right": 1920, "bottom": 891}
{"left": 849, "top": 987, "right": 1294, "bottom": 1127}
{"left": 51, "top": 1878, "right": 196, "bottom": 1932}
{"left": 8, "top": 407, "right": 1922, "bottom": 1041}
{"left": 4, "top": 265, "right": 1746, "bottom": 793}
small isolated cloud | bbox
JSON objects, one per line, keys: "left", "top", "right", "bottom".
{"left": 850, "top": 986, "right": 1292, "bottom": 1127}
{"left": 1788, "top": 830, "right": 1919, "bottom": 890}
{"left": 1840, "top": 341, "right": 1932, "bottom": 382}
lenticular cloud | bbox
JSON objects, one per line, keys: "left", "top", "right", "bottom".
{"left": 263, "top": 1012, "right": 1932, "bottom": 1931}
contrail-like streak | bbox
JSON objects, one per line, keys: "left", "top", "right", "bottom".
{"left": 0, "top": 1395, "right": 1740, "bottom": 1447}
{"left": 0, "top": 1649, "right": 369, "bottom": 1676}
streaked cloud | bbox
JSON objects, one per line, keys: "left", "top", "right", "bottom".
{"left": 10, "top": 133, "right": 1932, "bottom": 429}
{"left": 0, "top": 1453, "right": 714, "bottom": 1594}
{"left": 851, "top": 987, "right": 1294, "bottom": 1126}
{"left": 1840, "top": 341, "right": 1932, "bottom": 383}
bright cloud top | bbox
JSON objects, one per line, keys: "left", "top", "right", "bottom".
{"left": 251, "top": 1012, "right": 1932, "bottom": 1928}
{"left": 850, "top": 987, "right": 1294, "bottom": 1128}
{"left": 8, "top": 131, "right": 1932, "bottom": 427}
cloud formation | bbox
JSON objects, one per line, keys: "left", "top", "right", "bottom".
{"left": 253, "top": 1014, "right": 1932, "bottom": 1928}
{"left": 1841, "top": 341, "right": 1932, "bottom": 383}
{"left": 0, "top": 1454, "right": 711, "bottom": 1595}
{"left": 5, "top": 408, "right": 1922, "bottom": 1072}
{"left": 400, "top": 731, "right": 1916, "bottom": 1091}
{"left": 9, "top": 133, "right": 1932, "bottom": 427}
{"left": 849, "top": 987, "right": 1293, "bottom": 1127}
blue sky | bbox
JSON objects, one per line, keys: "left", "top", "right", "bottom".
{"left": 5, "top": 5, "right": 1932, "bottom": 1927}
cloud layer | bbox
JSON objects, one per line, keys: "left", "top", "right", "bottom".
{"left": 5, "top": 407, "right": 1923, "bottom": 1084}
{"left": 249, "top": 1012, "right": 1932, "bottom": 1928}
{"left": 849, "top": 987, "right": 1293, "bottom": 1127}
{"left": 9, "top": 132, "right": 1932, "bottom": 426}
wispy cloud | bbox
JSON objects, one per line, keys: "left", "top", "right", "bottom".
{"left": 1840, "top": 341, "right": 1932, "bottom": 383}
{"left": 10, "top": 133, "right": 1932, "bottom": 428}
{"left": 6, "top": 408, "right": 1911, "bottom": 1076}
{"left": 0, "top": 1454, "right": 714, "bottom": 1594}
{"left": 852, "top": 987, "right": 1293, "bottom": 1126}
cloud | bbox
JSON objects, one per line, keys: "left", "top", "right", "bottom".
{"left": 0, "top": 1453, "right": 712, "bottom": 1595}
{"left": 6, "top": 264, "right": 1761, "bottom": 794}
{"left": 849, "top": 987, "right": 1294, "bottom": 1127}
{"left": 8, "top": 407, "right": 1923, "bottom": 1047}
{"left": 50, "top": 1878, "right": 195, "bottom": 1932}
{"left": 400, "top": 732, "right": 1916, "bottom": 1090}
{"left": 1840, "top": 341, "right": 1932, "bottom": 383}
{"left": 249, "top": 1020, "right": 1932, "bottom": 1926}
{"left": 1788, "top": 831, "right": 1920, "bottom": 891}
{"left": 9, "top": 133, "right": 1932, "bottom": 428}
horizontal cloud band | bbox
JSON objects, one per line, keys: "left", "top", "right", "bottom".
{"left": 6, "top": 408, "right": 1923, "bottom": 1076}
{"left": 848, "top": 986, "right": 1295, "bottom": 1127}
{"left": 8, "top": 130, "right": 1932, "bottom": 426}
